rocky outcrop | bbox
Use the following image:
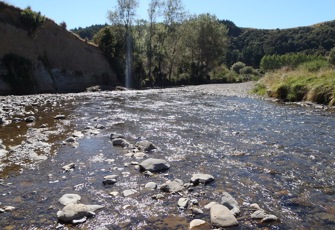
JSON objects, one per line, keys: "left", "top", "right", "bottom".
{"left": 0, "top": 2, "right": 117, "bottom": 95}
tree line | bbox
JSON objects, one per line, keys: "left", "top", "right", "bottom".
{"left": 71, "top": 0, "right": 335, "bottom": 88}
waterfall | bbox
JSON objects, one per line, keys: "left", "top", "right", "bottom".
{"left": 125, "top": 33, "right": 132, "bottom": 89}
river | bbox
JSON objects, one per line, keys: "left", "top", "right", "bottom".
{"left": 0, "top": 83, "right": 334, "bottom": 229}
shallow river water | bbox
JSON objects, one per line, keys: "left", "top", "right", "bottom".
{"left": 0, "top": 83, "right": 334, "bottom": 229}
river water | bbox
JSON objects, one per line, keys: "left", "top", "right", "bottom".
{"left": 0, "top": 83, "right": 334, "bottom": 229}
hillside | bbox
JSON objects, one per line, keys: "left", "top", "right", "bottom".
{"left": 221, "top": 20, "right": 335, "bottom": 67}
{"left": 0, "top": 2, "right": 117, "bottom": 95}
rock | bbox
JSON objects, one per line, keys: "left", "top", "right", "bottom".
{"left": 110, "top": 133, "right": 125, "bottom": 139}
{"left": 152, "top": 194, "right": 165, "bottom": 200}
{"left": 204, "top": 201, "right": 218, "bottom": 210}
{"left": 65, "top": 137, "right": 76, "bottom": 143}
{"left": 139, "top": 158, "right": 170, "bottom": 172}
{"left": 191, "top": 207, "right": 204, "bottom": 215}
{"left": 57, "top": 203, "right": 104, "bottom": 223}
{"left": 221, "top": 192, "right": 240, "bottom": 215}
{"left": 261, "top": 214, "right": 278, "bottom": 222}
{"left": 178, "top": 198, "right": 189, "bottom": 209}
{"left": 103, "top": 175, "right": 118, "bottom": 185}
{"left": 190, "top": 174, "right": 214, "bottom": 185}
{"left": 95, "top": 124, "right": 105, "bottom": 129}
{"left": 251, "top": 209, "right": 266, "bottom": 219}
{"left": 25, "top": 116, "right": 36, "bottom": 122}
{"left": 109, "top": 191, "right": 119, "bottom": 197}
{"left": 0, "top": 208, "right": 5, "bottom": 213}
{"left": 112, "top": 138, "right": 130, "bottom": 148}
{"left": 54, "top": 115, "right": 66, "bottom": 120}
{"left": 250, "top": 203, "right": 261, "bottom": 210}
{"left": 62, "top": 163, "right": 75, "bottom": 172}
{"left": 189, "top": 219, "right": 206, "bottom": 229}
{"left": 145, "top": 182, "right": 157, "bottom": 190}
{"left": 160, "top": 179, "right": 184, "bottom": 193}
{"left": 134, "top": 152, "right": 147, "bottom": 159}
{"left": 123, "top": 189, "right": 137, "bottom": 197}
{"left": 135, "top": 140, "right": 156, "bottom": 152}
{"left": 59, "top": 194, "right": 81, "bottom": 206}
{"left": 4, "top": 206, "right": 16, "bottom": 211}
{"left": 210, "top": 204, "right": 239, "bottom": 227}
{"left": 0, "top": 149, "right": 8, "bottom": 158}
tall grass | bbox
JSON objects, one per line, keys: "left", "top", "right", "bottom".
{"left": 254, "top": 64, "right": 335, "bottom": 106}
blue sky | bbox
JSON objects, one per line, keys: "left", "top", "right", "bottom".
{"left": 4, "top": 0, "right": 335, "bottom": 30}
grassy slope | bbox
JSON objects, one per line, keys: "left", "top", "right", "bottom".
{"left": 254, "top": 67, "right": 335, "bottom": 106}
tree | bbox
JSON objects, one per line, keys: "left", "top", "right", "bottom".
{"left": 108, "top": 0, "right": 139, "bottom": 88}
{"left": 147, "top": 0, "right": 162, "bottom": 85}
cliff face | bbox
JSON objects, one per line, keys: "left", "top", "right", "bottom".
{"left": 0, "top": 3, "right": 118, "bottom": 95}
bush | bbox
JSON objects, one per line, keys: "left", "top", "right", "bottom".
{"left": 230, "top": 61, "right": 246, "bottom": 74}
{"left": 298, "top": 59, "right": 329, "bottom": 72}
{"left": 20, "top": 6, "right": 46, "bottom": 34}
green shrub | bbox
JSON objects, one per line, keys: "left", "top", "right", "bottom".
{"left": 298, "top": 59, "right": 329, "bottom": 72}
{"left": 230, "top": 61, "right": 246, "bottom": 74}
{"left": 329, "top": 47, "right": 335, "bottom": 65}
{"left": 59, "top": 21, "right": 67, "bottom": 30}
{"left": 20, "top": 6, "right": 46, "bottom": 34}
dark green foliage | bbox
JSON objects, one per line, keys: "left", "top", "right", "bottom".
{"left": 72, "top": 24, "right": 108, "bottom": 40}
{"left": 225, "top": 21, "right": 335, "bottom": 68}
{"left": 230, "top": 61, "right": 246, "bottom": 73}
{"left": 59, "top": 21, "right": 67, "bottom": 30}
{"left": 260, "top": 53, "right": 326, "bottom": 71}
{"left": 20, "top": 6, "right": 46, "bottom": 35}
{"left": 2, "top": 53, "right": 35, "bottom": 94}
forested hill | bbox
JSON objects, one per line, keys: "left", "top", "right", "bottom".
{"left": 221, "top": 20, "right": 335, "bottom": 67}
{"left": 73, "top": 19, "right": 335, "bottom": 69}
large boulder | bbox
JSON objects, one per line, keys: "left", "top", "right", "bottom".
{"left": 139, "top": 158, "right": 170, "bottom": 172}
{"left": 210, "top": 204, "right": 238, "bottom": 227}
{"left": 57, "top": 203, "right": 104, "bottom": 223}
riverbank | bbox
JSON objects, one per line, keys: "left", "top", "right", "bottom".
{"left": 253, "top": 68, "right": 335, "bottom": 106}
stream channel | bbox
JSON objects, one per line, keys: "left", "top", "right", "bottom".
{"left": 0, "top": 83, "right": 334, "bottom": 229}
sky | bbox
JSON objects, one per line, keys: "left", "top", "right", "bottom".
{"left": 3, "top": 0, "right": 335, "bottom": 30}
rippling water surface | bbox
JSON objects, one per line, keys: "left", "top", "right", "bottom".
{"left": 0, "top": 86, "right": 334, "bottom": 229}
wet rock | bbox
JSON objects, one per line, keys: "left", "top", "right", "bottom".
{"left": 95, "top": 124, "right": 105, "bottom": 129}
{"left": 112, "top": 138, "right": 130, "bottom": 148}
{"left": 62, "top": 163, "right": 75, "bottom": 172}
{"left": 135, "top": 140, "right": 156, "bottom": 152}
{"left": 110, "top": 133, "right": 125, "bottom": 140}
{"left": 65, "top": 137, "right": 77, "bottom": 143}
{"left": 250, "top": 203, "right": 261, "bottom": 210}
{"left": 59, "top": 194, "right": 81, "bottom": 205}
{"left": 4, "top": 206, "right": 16, "bottom": 212}
{"left": 210, "top": 204, "right": 239, "bottom": 227}
{"left": 221, "top": 192, "right": 240, "bottom": 215}
{"left": 123, "top": 189, "right": 137, "bottom": 197}
{"left": 139, "top": 158, "right": 170, "bottom": 172}
{"left": 25, "top": 116, "right": 36, "bottom": 122}
{"left": 152, "top": 193, "right": 165, "bottom": 200}
{"left": 72, "top": 131, "right": 84, "bottom": 138}
{"left": 160, "top": 179, "right": 184, "bottom": 193}
{"left": 134, "top": 152, "right": 147, "bottom": 159}
{"left": 189, "top": 219, "right": 206, "bottom": 229}
{"left": 190, "top": 173, "right": 214, "bottom": 185}
{"left": 54, "top": 115, "right": 66, "bottom": 120}
{"left": 0, "top": 208, "right": 5, "bottom": 213}
{"left": 57, "top": 203, "right": 104, "bottom": 223}
{"left": 251, "top": 209, "right": 266, "bottom": 219}
{"left": 261, "top": 214, "right": 278, "bottom": 222}
{"left": 145, "top": 182, "right": 157, "bottom": 190}
{"left": 103, "top": 175, "right": 118, "bottom": 185}
{"left": 178, "top": 198, "right": 189, "bottom": 209}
